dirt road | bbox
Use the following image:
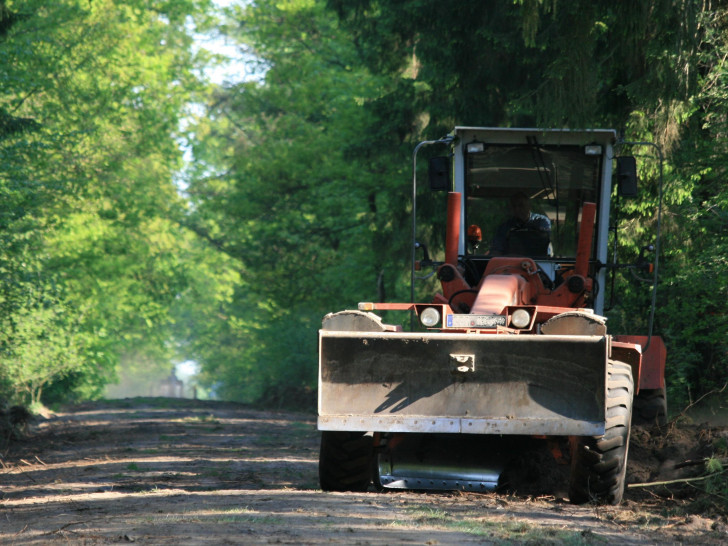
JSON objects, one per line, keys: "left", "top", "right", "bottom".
{"left": 1, "top": 398, "right": 726, "bottom": 544}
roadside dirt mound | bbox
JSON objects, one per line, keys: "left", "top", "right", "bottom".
{"left": 495, "top": 421, "right": 728, "bottom": 509}
{"left": 1, "top": 398, "right": 726, "bottom": 544}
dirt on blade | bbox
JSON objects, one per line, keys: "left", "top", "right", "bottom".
{"left": 1, "top": 398, "right": 727, "bottom": 544}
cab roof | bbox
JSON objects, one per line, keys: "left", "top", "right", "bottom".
{"left": 453, "top": 127, "right": 617, "bottom": 147}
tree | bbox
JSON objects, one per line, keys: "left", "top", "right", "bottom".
{"left": 179, "top": 0, "right": 425, "bottom": 403}
{"left": 0, "top": 301, "right": 83, "bottom": 406}
{"left": 0, "top": 0, "right": 215, "bottom": 405}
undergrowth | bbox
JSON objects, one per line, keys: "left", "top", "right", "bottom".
{"left": 689, "top": 437, "right": 728, "bottom": 515}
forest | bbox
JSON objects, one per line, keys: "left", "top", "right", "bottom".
{"left": 0, "top": 0, "right": 726, "bottom": 415}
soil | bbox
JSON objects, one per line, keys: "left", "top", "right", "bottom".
{"left": 1, "top": 397, "right": 727, "bottom": 545}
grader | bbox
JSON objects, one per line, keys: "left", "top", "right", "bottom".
{"left": 317, "top": 128, "right": 666, "bottom": 504}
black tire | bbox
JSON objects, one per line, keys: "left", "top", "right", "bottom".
{"left": 319, "top": 431, "right": 373, "bottom": 492}
{"left": 569, "top": 359, "right": 633, "bottom": 505}
{"left": 633, "top": 386, "right": 667, "bottom": 426}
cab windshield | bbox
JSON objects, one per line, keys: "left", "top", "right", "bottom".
{"left": 465, "top": 144, "right": 602, "bottom": 260}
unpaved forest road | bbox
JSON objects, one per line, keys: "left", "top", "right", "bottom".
{"left": 1, "top": 398, "right": 726, "bottom": 545}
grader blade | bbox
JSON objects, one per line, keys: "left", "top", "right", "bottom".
{"left": 318, "top": 331, "right": 608, "bottom": 437}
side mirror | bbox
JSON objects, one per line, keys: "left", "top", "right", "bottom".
{"left": 616, "top": 156, "right": 638, "bottom": 197}
{"left": 428, "top": 156, "right": 450, "bottom": 191}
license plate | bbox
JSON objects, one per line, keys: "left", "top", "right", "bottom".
{"left": 446, "top": 314, "right": 506, "bottom": 329}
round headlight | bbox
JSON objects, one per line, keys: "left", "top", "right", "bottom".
{"left": 420, "top": 307, "right": 441, "bottom": 327}
{"left": 510, "top": 309, "right": 531, "bottom": 329}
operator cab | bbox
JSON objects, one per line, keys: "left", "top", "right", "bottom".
{"left": 455, "top": 132, "right": 606, "bottom": 291}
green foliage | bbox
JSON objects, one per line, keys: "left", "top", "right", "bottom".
{"left": 690, "top": 442, "right": 728, "bottom": 515}
{"left": 0, "top": 300, "right": 82, "bottom": 405}
{"left": 1, "top": 0, "right": 727, "bottom": 414}
{"left": 323, "top": 0, "right": 728, "bottom": 413}
{"left": 171, "top": 0, "right": 728, "bottom": 409}
{"left": 180, "top": 0, "right": 417, "bottom": 403}
{"left": 604, "top": 5, "right": 728, "bottom": 409}
{"left": 0, "top": 0, "right": 216, "bottom": 405}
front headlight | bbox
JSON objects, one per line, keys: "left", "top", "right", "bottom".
{"left": 420, "top": 307, "right": 441, "bottom": 327}
{"left": 510, "top": 308, "right": 531, "bottom": 329}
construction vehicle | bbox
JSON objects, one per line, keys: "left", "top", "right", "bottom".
{"left": 318, "top": 127, "right": 666, "bottom": 505}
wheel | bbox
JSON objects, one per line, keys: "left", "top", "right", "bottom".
{"left": 633, "top": 386, "right": 667, "bottom": 426}
{"left": 569, "top": 359, "right": 634, "bottom": 505}
{"left": 319, "top": 431, "right": 373, "bottom": 492}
